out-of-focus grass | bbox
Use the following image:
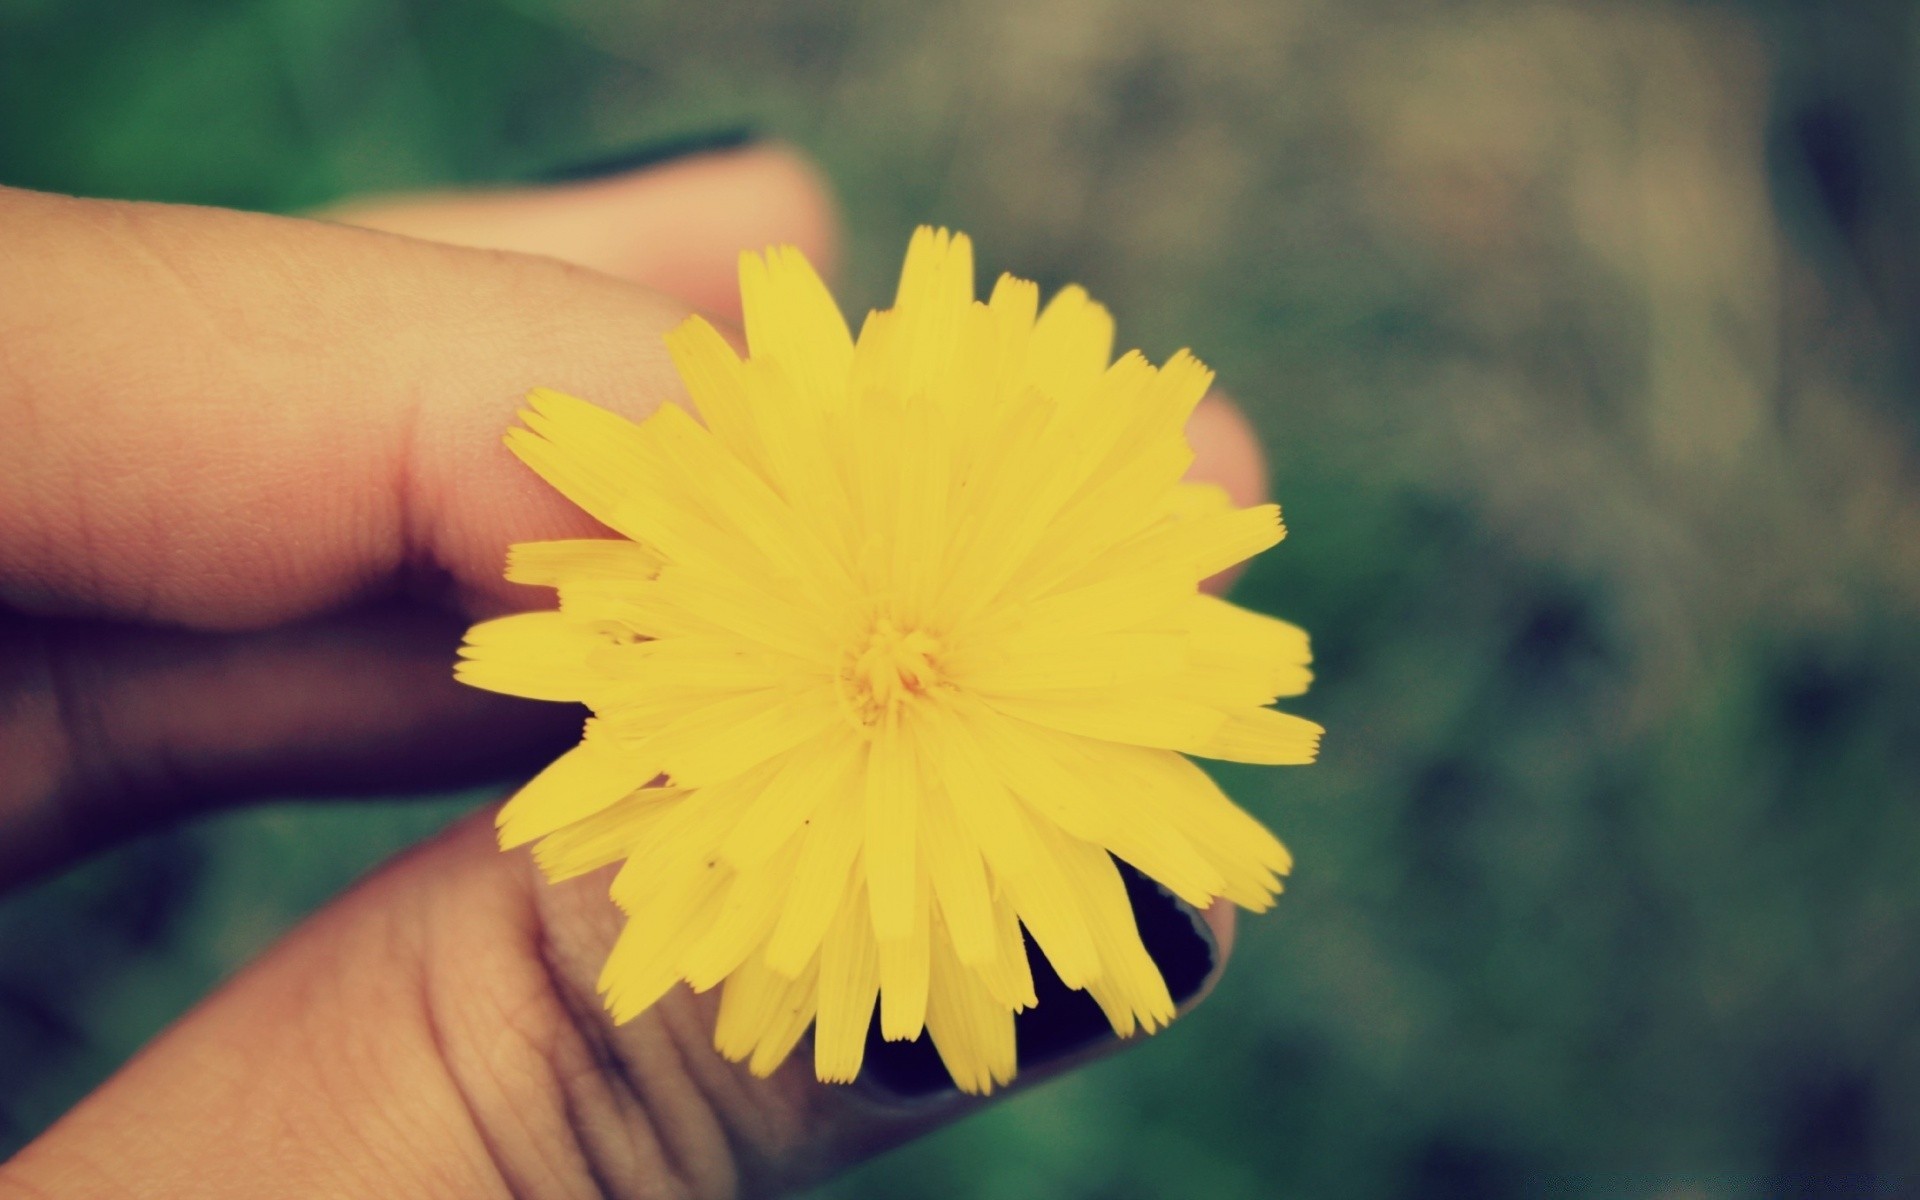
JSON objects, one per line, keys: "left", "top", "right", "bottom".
{"left": 4, "top": 1, "right": 1920, "bottom": 1194}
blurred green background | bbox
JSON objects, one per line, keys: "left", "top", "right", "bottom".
{"left": 5, "top": 0, "right": 1920, "bottom": 1195}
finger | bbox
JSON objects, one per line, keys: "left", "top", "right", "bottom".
{"left": 0, "top": 605, "right": 578, "bottom": 885}
{"left": 0, "top": 184, "right": 735, "bottom": 627}
{"left": 325, "top": 141, "right": 842, "bottom": 320}
{"left": 1187, "top": 392, "right": 1270, "bottom": 594}
{"left": 1187, "top": 393, "right": 1267, "bottom": 511}
{"left": 0, "top": 807, "right": 1232, "bottom": 1198}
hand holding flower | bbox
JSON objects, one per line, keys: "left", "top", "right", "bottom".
{"left": 0, "top": 144, "right": 1288, "bottom": 1199}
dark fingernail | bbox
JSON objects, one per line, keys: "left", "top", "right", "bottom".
{"left": 858, "top": 863, "right": 1220, "bottom": 1101}
{"left": 535, "top": 125, "right": 759, "bottom": 183}
{"left": 1120, "top": 862, "right": 1220, "bottom": 1009}
{"left": 859, "top": 1019, "right": 956, "bottom": 1101}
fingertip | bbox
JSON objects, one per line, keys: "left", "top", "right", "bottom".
{"left": 1199, "top": 898, "right": 1237, "bottom": 967}
{"left": 552, "top": 140, "right": 841, "bottom": 319}
{"left": 1187, "top": 392, "right": 1270, "bottom": 595}
{"left": 326, "top": 141, "right": 843, "bottom": 320}
{"left": 728, "top": 143, "right": 843, "bottom": 284}
{"left": 1185, "top": 392, "right": 1268, "bottom": 509}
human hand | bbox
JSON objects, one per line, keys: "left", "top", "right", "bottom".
{"left": 0, "top": 141, "right": 1268, "bottom": 1198}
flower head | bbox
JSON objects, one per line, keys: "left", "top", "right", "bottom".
{"left": 456, "top": 228, "right": 1320, "bottom": 1093}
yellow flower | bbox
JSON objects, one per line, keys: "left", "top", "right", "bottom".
{"left": 456, "top": 228, "right": 1320, "bottom": 1094}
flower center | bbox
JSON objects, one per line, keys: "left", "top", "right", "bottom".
{"left": 841, "top": 617, "right": 946, "bottom": 727}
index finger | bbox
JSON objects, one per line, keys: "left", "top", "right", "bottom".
{"left": 0, "top": 184, "right": 702, "bottom": 628}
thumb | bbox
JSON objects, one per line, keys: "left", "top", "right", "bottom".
{"left": 0, "top": 807, "right": 1230, "bottom": 1198}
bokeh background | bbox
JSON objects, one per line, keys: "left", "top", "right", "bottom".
{"left": 5, "top": 1, "right": 1920, "bottom": 1195}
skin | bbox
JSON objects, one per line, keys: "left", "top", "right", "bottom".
{"left": 0, "top": 144, "right": 1266, "bottom": 1199}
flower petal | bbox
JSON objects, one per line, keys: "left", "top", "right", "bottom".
{"left": 1188, "top": 707, "right": 1324, "bottom": 765}
{"left": 494, "top": 723, "right": 659, "bottom": 848}
{"left": 663, "top": 314, "right": 768, "bottom": 481}
{"left": 1100, "top": 747, "right": 1293, "bottom": 910}
{"left": 455, "top": 610, "right": 609, "bottom": 703}
{"left": 813, "top": 887, "right": 882, "bottom": 1084}
{"left": 645, "top": 685, "right": 842, "bottom": 789}
{"left": 530, "top": 785, "right": 686, "bottom": 881}
{"left": 981, "top": 688, "right": 1227, "bottom": 751}
{"left": 1028, "top": 284, "right": 1114, "bottom": 405}
{"left": 863, "top": 722, "right": 921, "bottom": 942}
{"left": 966, "top": 713, "right": 1227, "bottom": 908}
{"left": 598, "top": 861, "right": 728, "bottom": 1022}
{"left": 764, "top": 795, "right": 864, "bottom": 974}
{"left": 680, "top": 838, "right": 803, "bottom": 992}
{"left": 876, "top": 870, "right": 933, "bottom": 1041}
{"left": 1186, "top": 594, "right": 1313, "bottom": 697}
{"left": 505, "top": 538, "right": 662, "bottom": 589}
{"left": 924, "top": 923, "right": 1017, "bottom": 1094}
{"left": 740, "top": 244, "right": 854, "bottom": 411}
{"left": 714, "top": 951, "right": 820, "bottom": 1077}
{"left": 1029, "top": 821, "right": 1176, "bottom": 1037}
{"left": 716, "top": 732, "right": 862, "bottom": 871}
{"left": 921, "top": 783, "right": 999, "bottom": 966}
{"left": 504, "top": 387, "right": 658, "bottom": 539}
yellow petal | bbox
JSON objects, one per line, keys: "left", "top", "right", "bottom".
{"left": 1188, "top": 707, "right": 1324, "bottom": 765}
{"left": 681, "top": 835, "right": 803, "bottom": 992}
{"left": 739, "top": 244, "right": 854, "bottom": 411}
{"left": 981, "top": 688, "right": 1227, "bottom": 751}
{"left": 1185, "top": 594, "right": 1314, "bottom": 700}
{"left": 876, "top": 869, "right": 933, "bottom": 1041}
{"left": 863, "top": 722, "right": 920, "bottom": 942}
{"left": 504, "top": 388, "right": 657, "bottom": 539}
{"left": 635, "top": 402, "right": 845, "bottom": 594}
{"left": 919, "top": 705, "right": 1102, "bottom": 989}
{"left": 963, "top": 569, "right": 1192, "bottom": 646}
{"left": 921, "top": 783, "right": 998, "bottom": 966}
{"left": 1028, "top": 821, "right": 1175, "bottom": 1037}
{"left": 646, "top": 685, "right": 841, "bottom": 789}
{"left": 813, "top": 887, "right": 881, "bottom": 1083}
{"left": 747, "top": 962, "right": 820, "bottom": 1078}
{"left": 971, "top": 716, "right": 1227, "bottom": 908}
{"left": 505, "top": 538, "right": 662, "bottom": 589}
{"left": 663, "top": 315, "right": 768, "bottom": 483}
{"left": 715, "top": 951, "right": 792, "bottom": 1062}
{"left": 764, "top": 795, "right": 864, "bottom": 974}
{"left": 714, "top": 951, "right": 820, "bottom": 1077}
{"left": 598, "top": 862, "right": 727, "bottom": 1022}
{"left": 639, "top": 563, "right": 839, "bottom": 664}
{"left": 716, "top": 732, "right": 863, "bottom": 871}
{"left": 530, "top": 785, "right": 686, "bottom": 882}
{"left": 1028, "top": 285, "right": 1113, "bottom": 405}
{"left": 1066, "top": 502, "right": 1285, "bottom": 590}
{"left": 972, "top": 889, "right": 1038, "bottom": 1011}
{"left": 949, "top": 630, "right": 1187, "bottom": 695}
{"left": 495, "top": 724, "right": 658, "bottom": 849}
{"left": 986, "top": 272, "right": 1039, "bottom": 391}
{"left": 891, "top": 228, "right": 976, "bottom": 402}
{"left": 454, "top": 610, "right": 608, "bottom": 703}
{"left": 924, "top": 921, "right": 1017, "bottom": 1095}
{"left": 1101, "top": 746, "right": 1292, "bottom": 910}
{"left": 607, "top": 759, "right": 781, "bottom": 912}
